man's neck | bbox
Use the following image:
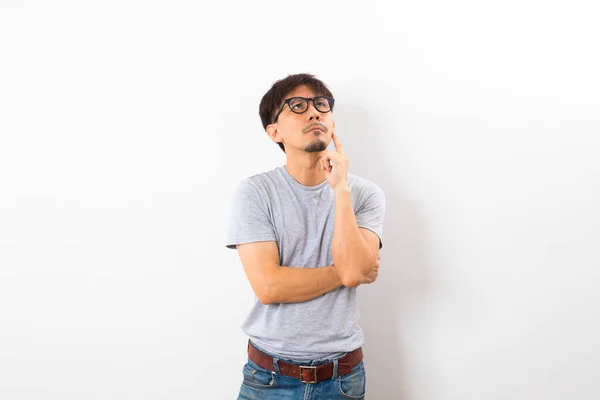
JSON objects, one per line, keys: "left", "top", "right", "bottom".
{"left": 284, "top": 153, "right": 327, "bottom": 187}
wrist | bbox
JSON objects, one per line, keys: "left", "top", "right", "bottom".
{"left": 333, "top": 182, "right": 350, "bottom": 195}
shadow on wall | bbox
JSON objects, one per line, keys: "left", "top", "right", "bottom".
{"left": 334, "top": 103, "right": 433, "bottom": 400}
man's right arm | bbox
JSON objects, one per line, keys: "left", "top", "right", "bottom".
{"left": 236, "top": 241, "right": 345, "bottom": 305}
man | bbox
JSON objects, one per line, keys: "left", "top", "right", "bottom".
{"left": 226, "top": 73, "right": 386, "bottom": 399}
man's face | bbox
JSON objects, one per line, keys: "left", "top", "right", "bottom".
{"left": 269, "top": 85, "right": 335, "bottom": 153}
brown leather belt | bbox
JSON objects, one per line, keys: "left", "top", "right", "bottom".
{"left": 247, "top": 340, "right": 363, "bottom": 384}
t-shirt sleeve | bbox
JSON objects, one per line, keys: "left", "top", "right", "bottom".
{"left": 355, "top": 185, "right": 386, "bottom": 249}
{"left": 225, "top": 179, "right": 277, "bottom": 249}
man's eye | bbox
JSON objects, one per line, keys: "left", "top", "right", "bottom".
{"left": 291, "top": 103, "right": 304, "bottom": 109}
{"left": 316, "top": 100, "right": 327, "bottom": 107}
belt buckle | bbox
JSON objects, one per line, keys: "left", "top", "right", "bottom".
{"left": 299, "top": 365, "right": 317, "bottom": 383}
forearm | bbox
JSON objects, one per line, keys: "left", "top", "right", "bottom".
{"left": 266, "top": 265, "right": 343, "bottom": 304}
{"left": 331, "top": 185, "right": 377, "bottom": 286}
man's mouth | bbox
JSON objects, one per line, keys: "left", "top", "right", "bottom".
{"left": 304, "top": 123, "right": 327, "bottom": 133}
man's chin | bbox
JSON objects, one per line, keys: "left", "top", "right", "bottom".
{"left": 304, "top": 141, "right": 328, "bottom": 153}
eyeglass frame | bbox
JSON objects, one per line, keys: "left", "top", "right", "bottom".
{"left": 272, "top": 96, "right": 335, "bottom": 123}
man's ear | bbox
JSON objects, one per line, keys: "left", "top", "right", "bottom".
{"left": 266, "top": 124, "right": 282, "bottom": 144}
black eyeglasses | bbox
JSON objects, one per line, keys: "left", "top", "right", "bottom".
{"left": 273, "top": 96, "right": 335, "bottom": 123}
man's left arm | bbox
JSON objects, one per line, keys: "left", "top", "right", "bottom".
{"left": 319, "top": 132, "right": 385, "bottom": 287}
{"left": 332, "top": 186, "right": 381, "bottom": 287}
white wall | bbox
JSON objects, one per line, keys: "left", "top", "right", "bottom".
{"left": 1, "top": 1, "right": 599, "bottom": 399}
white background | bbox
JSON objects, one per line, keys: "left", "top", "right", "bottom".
{"left": 1, "top": 1, "right": 599, "bottom": 399}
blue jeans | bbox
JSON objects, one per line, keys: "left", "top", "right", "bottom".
{"left": 237, "top": 343, "right": 367, "bottom": 399}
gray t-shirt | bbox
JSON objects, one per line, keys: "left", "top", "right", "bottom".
{"left": 226, "top": 165, "right": 385, "bottom": 361}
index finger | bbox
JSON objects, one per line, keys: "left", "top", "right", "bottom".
{"left": 332, "top": 132, "right": 344, "bottom": 154}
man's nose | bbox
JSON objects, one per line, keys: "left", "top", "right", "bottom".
{"left": 307, "top": 102, "right": 321, "bottom": 120}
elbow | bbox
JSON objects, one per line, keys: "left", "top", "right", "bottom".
{"left": 340, "top": 271, "right": 365, "bottom": 288}
{"left": 258, "top": 297, "right": 274, "bottom": 305}
{"left": 342, "top": 276, "right": 362, "bottom": 288}
{"left": 256, "top": 282, "right": 277, "bottom": 305}
{"left": 257, "top": 293, "right": 273, "bottom": 305}
{"left": 251, "top": 269, "right": 281, "bottom": 305}
{"left": 340, "top": 257, "right": 377, "bottom": 288}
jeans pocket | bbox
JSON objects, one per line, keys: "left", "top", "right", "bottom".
{"left": 337, "top": 361, "right": 366, "bottom": 399}
{"left": 242, "top": 360, "right": 276, "bottom": 389}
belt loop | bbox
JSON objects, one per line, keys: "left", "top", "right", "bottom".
{"left": 332, "top": 358, "right": 339, "bottom": 379}
{"left": 272, "top": 356, "right": 281, "bottom": 376}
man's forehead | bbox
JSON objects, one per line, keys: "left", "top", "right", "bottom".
{"left": 286, "top": 85, "right": 315, "bottom": 98}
